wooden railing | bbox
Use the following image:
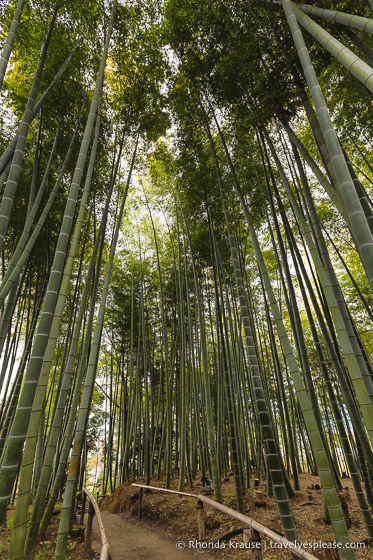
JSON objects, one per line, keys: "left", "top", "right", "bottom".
{"left": 132, "top": 483, "right": 318, "bottom": 560}
{"left": 77, "top": 488, "right": 110, "bottom": 560}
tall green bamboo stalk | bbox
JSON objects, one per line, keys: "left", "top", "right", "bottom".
{"left": 0, "top": 4, "right": 115, "bottom": 528}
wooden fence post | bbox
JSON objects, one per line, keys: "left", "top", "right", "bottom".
{"left": 79, "top": 492, "right": 87, "bottom": 526}
{"left": 243, "top": 528, "right": 262, "bottom": 560}
{"left": 138, "top": 488, "right": 143, "bottom": 520}
{"left": 197, "top": 499, "right": 205, "bottom": 541}
{"left": 252, "top": 528, "right": 262, "bottom": 560}
{"left": 85, "top": 500, "right": 95, "bottom": 548}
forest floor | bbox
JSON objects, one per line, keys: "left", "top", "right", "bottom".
{"left": 99, "top": 471, "right": 373, "bottom": 560}
{"left": 0, "top": 472, "right": 372, "bottom": 559}
{"left": 0, "top": 505, "right": 96, "bottom": 560}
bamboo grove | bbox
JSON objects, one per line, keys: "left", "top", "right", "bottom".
{"left": 1, "top": 0, "right": 373, "bottom": 559}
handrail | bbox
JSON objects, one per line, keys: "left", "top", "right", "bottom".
{"left": 80, "top": 488, "right": 110, "bottom": 560}
{"left": 198, "top": 494, "right": 317, "bottom": 560}
{"left": 132, "top": 482, "right": 195, "bottom": 497}
{"left": 132, "top": 483, "right": 318, "bottom": 560}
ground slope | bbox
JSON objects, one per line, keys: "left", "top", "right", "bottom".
{"left": 92, "top": 510, "right": 198, "bottom": 560}
{"left": 99, "top": 471, "right": 372, "bottom": 559}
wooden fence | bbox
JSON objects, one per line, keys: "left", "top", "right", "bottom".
{"left": 132, "top": 483, "right": 319, "bottom": 560}
{"left": 77, "top": 488, "right": 110, "bottom": 560}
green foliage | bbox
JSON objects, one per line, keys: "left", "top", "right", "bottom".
{"left": 2, "top": 0, "right": 373, "bottom": 556}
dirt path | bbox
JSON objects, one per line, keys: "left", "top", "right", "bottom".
{"left": 91, "top": 510, "right": 200, "bottom": 560}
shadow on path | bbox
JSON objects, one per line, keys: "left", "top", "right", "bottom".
{"left": 91, "top": 510, "right": 200, "bottom": 559}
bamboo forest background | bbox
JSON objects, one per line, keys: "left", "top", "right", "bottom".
{"left": 1, "top": 0, "right": 373, "bottom": 558}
